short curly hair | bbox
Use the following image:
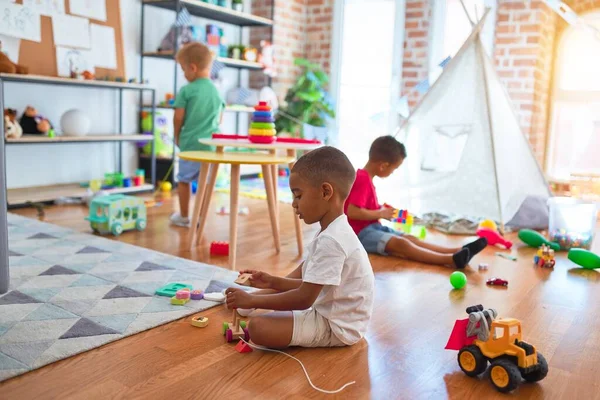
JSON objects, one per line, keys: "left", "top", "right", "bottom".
{"left": 369, "top": 135, "right": 407, "bottom": 164}
{"left": 291, "top": 146, "right": 356, "bottom": 199}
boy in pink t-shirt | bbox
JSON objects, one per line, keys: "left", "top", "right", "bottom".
{"left": 344, "top": 136, "right": 486, "bottom": 268}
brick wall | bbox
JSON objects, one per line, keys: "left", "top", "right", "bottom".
{"left": 494, "top": 0, "right": 557, "bottom": 163}
{"left": 306, "top": 0, "right": 334, "bottom": 74}
{"left": 401, "top": 0, "right": 433, "bottom": 108}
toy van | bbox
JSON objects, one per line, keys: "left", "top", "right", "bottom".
{"left": 86, "top": 194, "right": 147, "bottom": 236}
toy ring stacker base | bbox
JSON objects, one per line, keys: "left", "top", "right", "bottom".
{"left": 191, "top": 316, "right": 209, "bottom": 327}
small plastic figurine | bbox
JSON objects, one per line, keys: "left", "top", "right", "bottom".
{"left": 533, "top": 244, "right": 555, "bottom": 268}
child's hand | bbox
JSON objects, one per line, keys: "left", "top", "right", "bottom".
{"left": 239, "top": 269, "right": 274, "bottom": 289}
{"left": 379, "top": 207, "right": 396, "bottom": 220}
{"left": 225, "top": 288, "right": 254, "bottom": 309}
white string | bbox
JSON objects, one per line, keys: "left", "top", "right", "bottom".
{"left": 239, "top": 338, "right": 356, "bottom": 394}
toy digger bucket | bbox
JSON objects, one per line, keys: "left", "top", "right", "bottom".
{"left": 445, "top": 318, "right": 470, "bottom": 350}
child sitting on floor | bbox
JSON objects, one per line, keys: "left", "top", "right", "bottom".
{"left": 225, "top": 147, "right": 374, "bottom": 349}
{"left": 345, "top": 136, "right": 487, "bottom": 268}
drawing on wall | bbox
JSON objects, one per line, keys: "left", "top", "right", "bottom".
{"left": 56, "top": 46, "right": 94, "bottom": 77}
{"left": 0, "top": 2, "right": 42, "bottom": 43}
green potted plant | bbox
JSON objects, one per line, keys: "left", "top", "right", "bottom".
{"left": 275, "top": 58, "right": 335, "bottom": 141}
{"left": 232, "top": 0, "right": 243, "bottom": 12}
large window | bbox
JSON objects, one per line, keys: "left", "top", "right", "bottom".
{"left": 429, "top": 0, "right": 496, "bottom": 78}
{"left": 547, "top": 12, "right": 600, "bottom": 179}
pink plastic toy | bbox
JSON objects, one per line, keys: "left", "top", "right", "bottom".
{"left": 176, "top": 288, "right": 191, "bottom": 300}
{"left": 476, "top": 228, "right": 513, "bottom": 249}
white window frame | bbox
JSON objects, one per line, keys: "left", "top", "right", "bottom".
{"left": 429, "top": 0, "right": 497, "bottom": 76}
{"left": 329, "top": 0, "right": 406, "bottom": 146}
{"left": 546, "top": 11, "right": 600, "bottom": 178}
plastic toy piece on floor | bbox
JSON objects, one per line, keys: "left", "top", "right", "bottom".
{"left": 235, "top": 273, "right": 252, "bottom": 287}
{"left": 171, "top": 296, "right": 190, "bottom": 305}
{"left": 478, "top": 263, "right": 488, "bottom": 270}
{"left": 496, "top": 252, "right": 517, "bottom": 261}
{"left": 518, "top": 229, "right": 560, "bottom": 251}
{"left": 446, "top": 304, "right": 548, "bottom": 393}
{"left": 568, "top": 248, "right": 600, "bottom": 269}
{"left": 486, "top": 277, "right": 508, "bottom": 286}
{"left": 210, "top": 241, "right": 229, "bottom": 256}
{"left": 155, "top": 283, "right": 193, "bottom": 297}
{"left": 533, "top": 244, "right": 555, "bottom": 268}
{"left": 235, "top": 340, "right": 253, "bottom": 353}
{"left": 191, "top": 316, "right": 209, "bottom": 328}
{"left": 190, "top": 290, "right": 204, "bottom": 300}
{"left": 223, "top": 309, "right": 250, "bottom": 343}
{"left": 476, "top": 228, "right": 513, "bottom": 249}
{"left": 204, "top": 292, "right": 226, "bottom": 302}
{"left": 176, "top": 288, "right": 191, "bottom": 299}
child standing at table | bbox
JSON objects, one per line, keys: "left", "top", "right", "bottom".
{"left": 170, "top": 42, "right": 224, "bottom": 227}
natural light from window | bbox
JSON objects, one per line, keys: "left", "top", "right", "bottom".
{"left": 548, "top": 12, "right": 600, "bottom": 179}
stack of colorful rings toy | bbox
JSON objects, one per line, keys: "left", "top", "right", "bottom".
{"left": 248, "top": 101, "right": 276, "bottom": 144}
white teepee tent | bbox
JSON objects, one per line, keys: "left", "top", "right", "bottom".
{"left": 394, "top": 10, "right": 551, "bottom": 227}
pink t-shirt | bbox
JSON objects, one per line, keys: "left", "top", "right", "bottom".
{"left": 344, "top": 169, "right": 380, "bottom": 235}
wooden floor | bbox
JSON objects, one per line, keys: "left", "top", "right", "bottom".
{"left": 2, "top": 192, "right": 600, "bottom": 400}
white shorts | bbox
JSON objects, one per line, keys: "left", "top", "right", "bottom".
{"left": 289, "top": 308, "right": 346, "bottom": 348}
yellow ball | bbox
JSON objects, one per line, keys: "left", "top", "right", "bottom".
{"left": 161, "top": 181, "right": 172, "bottom": 192}
{"left": 89, "top": 180, "right": 102, "bottom": 192}
{"left": 479, "top": 219, "right": 497, "bottom": 231}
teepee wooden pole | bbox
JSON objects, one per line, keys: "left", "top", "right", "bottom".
{"left": 459, "top": 0, "right": 475, "bottom": 26}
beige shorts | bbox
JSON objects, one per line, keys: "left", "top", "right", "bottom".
{"left": 289, "top": 308, "right": 346, "bottom": 348}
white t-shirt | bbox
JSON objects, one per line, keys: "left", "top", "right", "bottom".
{"left": 302, "top": 215, "right": 374, "bottom": 345}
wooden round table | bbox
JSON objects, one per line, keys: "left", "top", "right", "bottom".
{"left": 199, "top": 138, "right": 321, "bottom": 256}
{"left": 179, "top": 151, "right": 296, "bottom": 270}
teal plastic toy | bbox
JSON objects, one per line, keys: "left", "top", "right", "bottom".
{"left": 568, "top": 248, "right": 600, "bottom": 270}
{"left": 450, "top": 271, "right": 467, "bottom": 289}
{"left": 86, "top": 194, "right": 147, "bottom": 236}
{"left": 518, "top": 229, "right": 560, "bottom": 251}
{"left": 155, "top": 283, "right": 193, "bottom": 297}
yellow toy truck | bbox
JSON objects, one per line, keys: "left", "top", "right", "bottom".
{"left": 445, "top": 305, "right": 548, "bottom": 393}
{"left": 86, "top": 194, "right": 147, "bottom": 236}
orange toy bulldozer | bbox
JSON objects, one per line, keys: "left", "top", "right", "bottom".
{"left": 445, "top": 305, "right": 548, "bottom": 393}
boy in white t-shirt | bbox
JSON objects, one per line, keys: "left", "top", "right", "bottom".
{"left": 225, "top": 147, "right": 375, "bottom": 348}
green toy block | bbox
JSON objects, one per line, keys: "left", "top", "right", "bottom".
{"left": 155, "top": 283, "right": 193, "bottom": 297}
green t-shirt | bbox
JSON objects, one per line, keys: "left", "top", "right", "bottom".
{"left": 174, "top": 78, "right": 224, "bottom": 152}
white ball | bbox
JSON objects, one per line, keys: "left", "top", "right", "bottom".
{"left": 60, "top": 109, "right": 90, "bottom": 136}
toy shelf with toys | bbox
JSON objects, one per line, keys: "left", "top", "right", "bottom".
{"left": 142, "top": 52, "right": 264, "bottom": 71}
{"left": 142, "top": 0, "right": 273, "bottom": 27}
{"left": 6, "top": 134, "right": 150, "bottom": 144}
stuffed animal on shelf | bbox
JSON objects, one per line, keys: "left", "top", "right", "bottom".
{"left": 19, "top": 106, "right": 53, "bottom": 135}
{"left": 4, "top": 109, "right": 23, "bottom": 139}
{"left": 259, "top": 40, "right": 276, "bottom": 78}
{"left": 0, "top": 43, "right": 28, "bottom": 74}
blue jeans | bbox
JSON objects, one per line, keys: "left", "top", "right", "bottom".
{"left": 358, "top": 223, "right": 403, "bottom": 255}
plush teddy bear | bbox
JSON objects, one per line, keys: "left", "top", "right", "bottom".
{"left": 4, "top": 109, "right": 23, "bottom": 139}
{"left": 19, "top": 106, "right": 53, "bottom": 135}
{"left": 0, "top": 45, "right": 28, "bottom": 74}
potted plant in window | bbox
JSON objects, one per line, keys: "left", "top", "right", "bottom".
{"left": 275, "top": 58, "right": 335, "bottom": 142}
{"left": 232, "top": 0, "right": 243, "bottom": 12}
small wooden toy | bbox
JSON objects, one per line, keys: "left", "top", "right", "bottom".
{"left": 534, "top": 244, "right": 555, "bottom": 268}
{"left": 191, "top": 316, "right": 209, "bottom": 327}
{"left": 223, "top": 309, "right": 250, "bottom": 343}
{"left": 234, "top": 273, "right": 252, "bottom": 287}
{"left": 171, "top": 296, "right": 190, "bottom": 305}
{"left": 210, "top": 241, "right": 229, "bottom": 256}
{"left": 235, "top": 340, "right": 253, "bottom": 353}
{"left": 190, "top": 290, "right": 204, "bottom": 300}
{"left": 85, "top": 194, "right": 147, "bottom": 236}
{"left": 155, "top": 283, "right": 193, "bottom": 297}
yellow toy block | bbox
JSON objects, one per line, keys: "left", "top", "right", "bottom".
{"left": 171, "top": 296, "right": 190, "bottom": 305}
{"left": 191, "top": 316, "right": 209, "bottom": 327}
{"left": 248, "top": 128, "right": 276, "bottom": 137}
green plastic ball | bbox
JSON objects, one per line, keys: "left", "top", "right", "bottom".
{"left": 450, "top": 271, "right": 467, "bottom": 289}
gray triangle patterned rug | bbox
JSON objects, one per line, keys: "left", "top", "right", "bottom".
{"left": 0, "top": 213, "right": 244, "bottom": 382}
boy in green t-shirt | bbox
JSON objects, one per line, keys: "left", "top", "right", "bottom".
{"left": 171, "top": 42, "right": 224, "bottom": 227}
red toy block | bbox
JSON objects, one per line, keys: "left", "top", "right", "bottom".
{"left": 235, "top": 340, "right": 253, "bottom": 353}
{"left": 210, "top": 241, "right": 229, "bottom": 256}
